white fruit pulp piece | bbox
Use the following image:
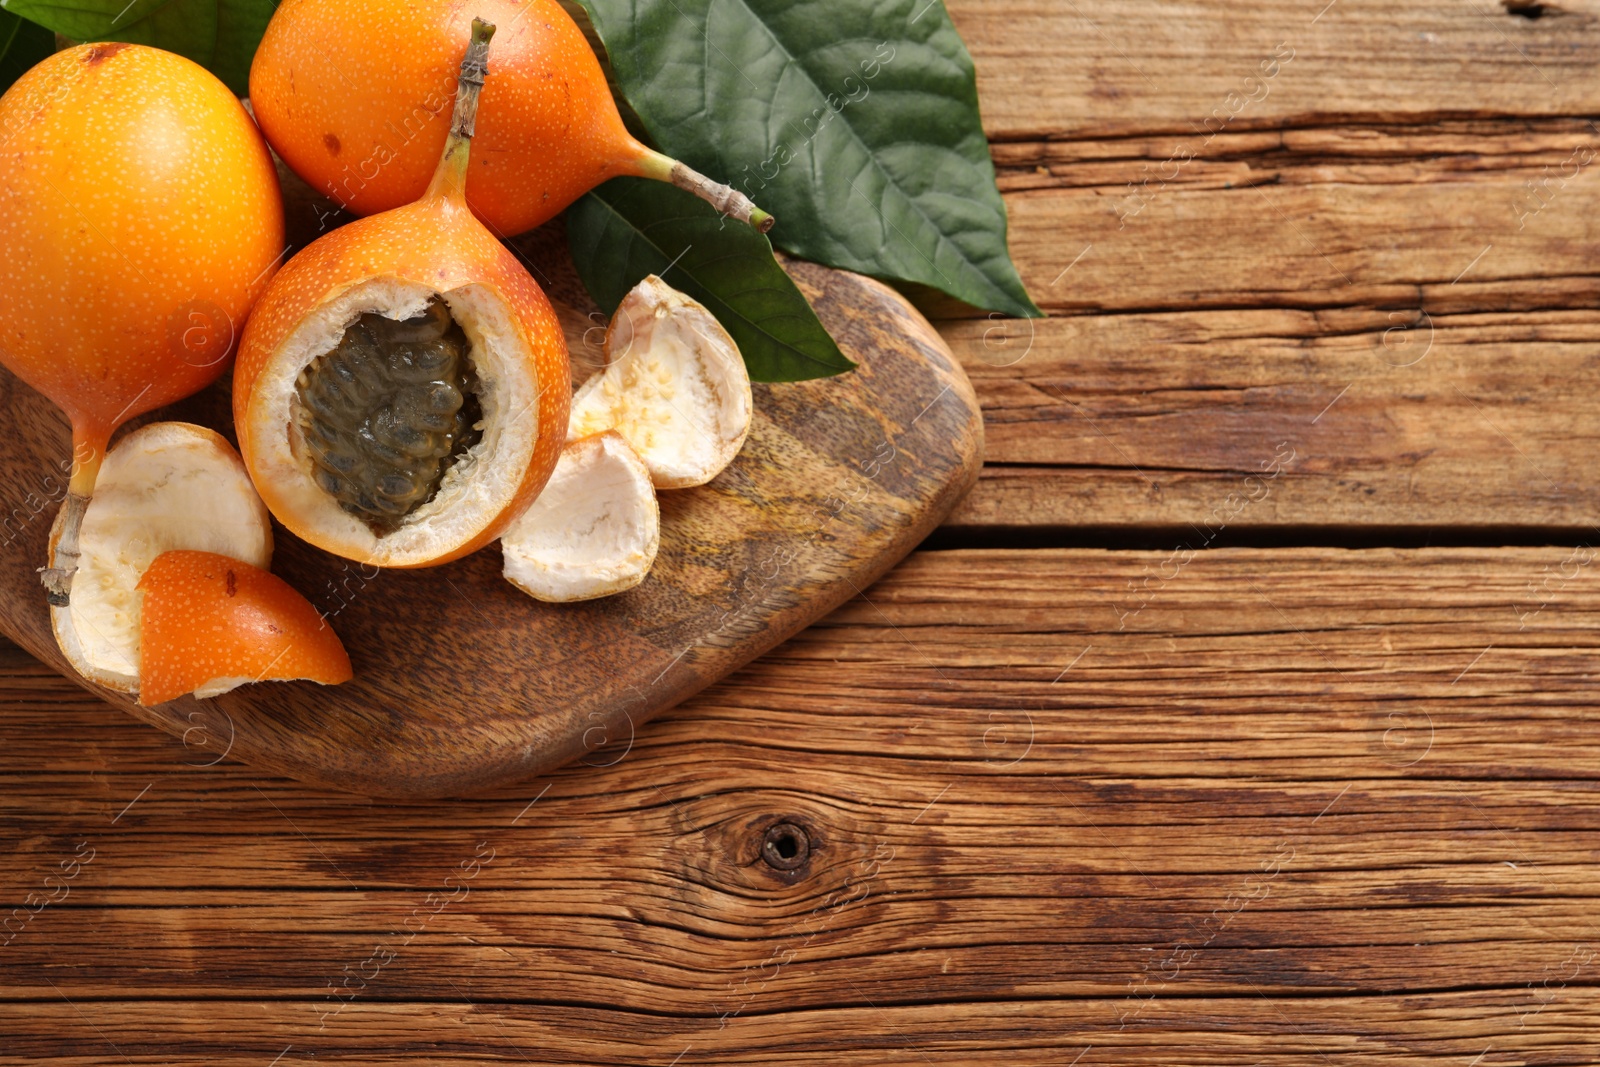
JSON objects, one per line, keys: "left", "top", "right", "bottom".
{"left": 69, "top": 425, "right": 272, "bottom": 678}
{"left": 568, "top": 275, "right": 751, "bottom": 489}
{"left": 501, "top": 431, "right": 659, "bottom": 603}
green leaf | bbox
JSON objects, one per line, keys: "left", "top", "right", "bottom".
{"left": 568, "top": 177, "right": 855, "bottom": 383}
{"left": 0, "top": 9, "right": 56, "bottom": 94}
{"left": 6, "top": 0, "right": 274, "bottom": 96}
{"left": 572, "top": 0, "right": 1041, "bottom": 319}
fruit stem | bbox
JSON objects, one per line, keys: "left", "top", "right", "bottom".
{"left": 636, "top": 149, "right": 776, "bottom": 233}
{"left": 425, "top": 17, "right": 497, "bottom": 203}
{"left": 67, "top": 427, "right": 105, "bottom": 498}
{"left": 41, "top": 492, "right": 88, "bottom": 606}
{"left": 42, "top": 425, "right": 107, "bottom": 604}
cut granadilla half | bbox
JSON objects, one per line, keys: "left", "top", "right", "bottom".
{"left": 136, "top": 550, "right": 353, "bottom": 707}
{"left": 232, "top": 20, "right": 568, "bottom": 569}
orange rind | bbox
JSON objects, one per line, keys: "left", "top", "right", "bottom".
{"left": 136, "top": 550, "right": 352, "bottom": 706}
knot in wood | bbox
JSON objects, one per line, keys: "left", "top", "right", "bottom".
{"left": 761, "top": 821, "right": 810, "bottom": 871}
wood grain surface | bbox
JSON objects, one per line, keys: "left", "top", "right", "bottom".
{"left": 943, "top": 1, "right": 1600, "bottom": 532}
{"left": 8, "top": 0, "right": 1600, "bottom": 1062}
{"left": 0, "top": 254, "right": 981, "bottom": 797}
{"left": 4, "top": 548, "right": 1600, "bottom": 1063}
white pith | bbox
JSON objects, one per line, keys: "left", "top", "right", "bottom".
{"left": 248, "top": 277, "right": 542, "bottom": 566}
{"left": 567, "top": 275, "right": 751, "bottom": 489}
{"left": 50, "top": 422, "right": 273, "bottom": 693}
{"left": 501, "top": 432, "right": 660, "bottom": 603}
{"left": 194, "top": 676, "right": 257, "bottom": 699}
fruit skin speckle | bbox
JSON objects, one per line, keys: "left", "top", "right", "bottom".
{"left": 0, "top": 42, "right": 284, "bottom": 486}
{"left": 250, "top": 0, "right": 657, "bottom": 235}
{"left": 83, "top": 43, "right": 131, "bottom": 66}
{"left": 136, "top": 550, "right": 352, "bottom": 706}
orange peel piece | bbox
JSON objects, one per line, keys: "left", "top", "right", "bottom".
{"left": 135, "top": 550, "right": 353, "bottom": 706}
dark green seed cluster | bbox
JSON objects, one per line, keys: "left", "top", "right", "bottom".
{"left": 296, "top": 300, "right": 482, "bottom": 534}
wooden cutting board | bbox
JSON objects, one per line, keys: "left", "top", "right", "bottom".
{"left": 0, "top": 243, "right": 981, "bottom": 798}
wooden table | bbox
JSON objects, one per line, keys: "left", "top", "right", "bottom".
{"left": 6, "top": 1, "right": 1600, "bottom": 1061}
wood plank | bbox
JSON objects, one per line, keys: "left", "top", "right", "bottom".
{"left": 0, "top": 994, "right": 1594, "bottom": 1064}
{"left": 952, "top": 0, "right": 1600, "bottom": 139}
{"left": 4, "top": 548, "right": 1600, "bottom": 1060}
{"left": 943, "top": 308, "right": 1600, "bottom": 532}
{"left": 996, "top": 157, "right": 1600, "bottom": 317}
